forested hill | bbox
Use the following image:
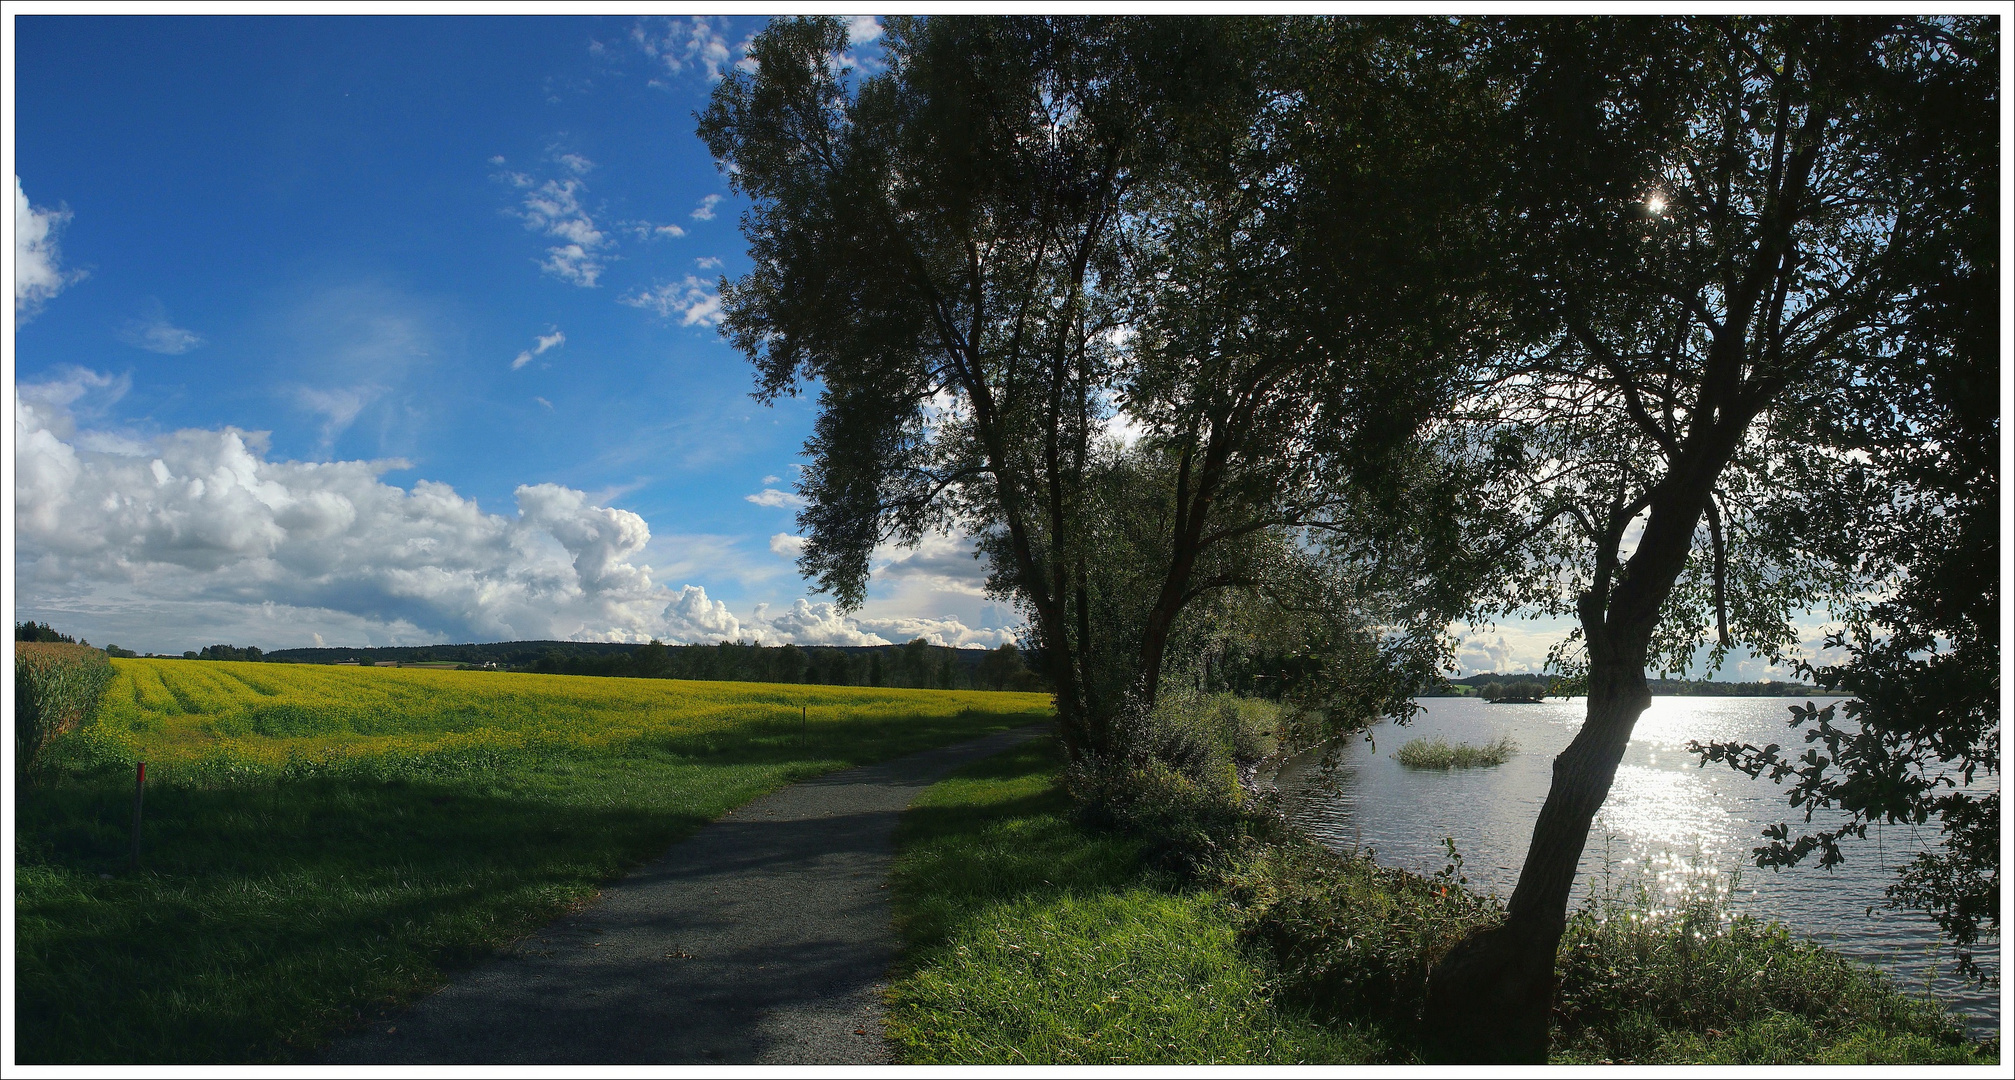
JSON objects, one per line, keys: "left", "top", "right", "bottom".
{"left": 258, "top": 638, "right": 1047, "bottom": 691}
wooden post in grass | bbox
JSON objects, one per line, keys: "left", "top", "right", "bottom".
{"left": 130, "top": 761, "right": 147, "bottom": 871}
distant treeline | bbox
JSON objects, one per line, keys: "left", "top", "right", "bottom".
{"left": 1425, "top": 672, "right": 1820, "bottom": 697}
{"left": 255, "top": 638, "right": 1048, "bottom": 692}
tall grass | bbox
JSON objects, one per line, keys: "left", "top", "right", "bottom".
{"left": 1393, "top": 735, "right": 1516, "bottom": 769}
{"left": 15, "top": 642, "right": 116, "bottom": 785}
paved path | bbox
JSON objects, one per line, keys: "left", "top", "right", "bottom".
{"left": 323, "top": 724, "right": 1049, "bottom": 1065}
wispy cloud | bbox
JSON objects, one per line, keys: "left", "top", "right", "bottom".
{"left": 293, "top": 384, "right": 383, "bottom": 455}
{"left": 695, "top": 256, "right": 722, "bottom": 270}
{"left": 511, "top": 327, "right": 566, "bottom": 370}
{"left": 118, "top": 301, "right": 204, "bottom": 354}
{"left": 620, "top": 276, "right": 723, "bottom": 327}
{"left": 690, "top": 194, "right": 724, "bottom": 221}
{"left": 625, "top": 220, "right": 686, "bottom": 240}
{"left": 15, "top": 176, "right": 84, "bottom": 325}
{"left": 534, "top": 396, "right": 553, "bottom": 410}
{"left": 630, "top": 16, "right": 734, "bottom": 82}
{"left": 554, "top": 152, "right": 594, "bottom": 175}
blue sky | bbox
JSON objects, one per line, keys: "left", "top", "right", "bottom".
{"left": 10, "top": 14, "right": 1816, "bottom": 677}
{"left": 12, "top": 14, "right": 1027, "bottom": 655}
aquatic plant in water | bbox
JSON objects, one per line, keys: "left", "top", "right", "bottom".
{"left": 1394, "top": 735, "right": 1517, "bottom": 769}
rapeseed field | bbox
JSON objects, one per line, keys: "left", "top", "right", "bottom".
{"left": 18, "top": 660, "right": 1051, "bottom": 1064}
{"left": 75, "top": 658, "right": 1048, "bottom": 780}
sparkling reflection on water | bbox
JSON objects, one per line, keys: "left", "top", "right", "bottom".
{"left": 1276, "top": 696, "right": 2000, "bottom": 1028}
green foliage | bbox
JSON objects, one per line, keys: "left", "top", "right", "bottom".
{"left": 975, "top": 643, "right": 1047, "bottom": 692}
{"left": 1479, "top": 680, "right": 1546, "bottom": 703}
{"left": 16, "top": 620, "right": 77, "bottom": 643}
{"left": 198, "top": 643, "right": 265, "bottom": 662}
{"left": 1060, "top": 693, "right": 1286, "bottom": 874}
{"left": 13, "top": 667, "right": 1047, "bottom": 1063}
{"left": 1551, "top": 871, "right": 1990, "bottom": 1064}
{"left": 1228, "top": 842, "right": 1503, "bottom": 1041}
{"left": 887, "top": 736, "right": 1379, "bottom": 1065}
{"left": 14, "top": 642, "right": 116, "bottom": 786}
{"left": 1393, "top": 735, "right": 1517, "bottom": 769}
{"left": 1688, "top": 41, "right": 2001, "bottom": 975}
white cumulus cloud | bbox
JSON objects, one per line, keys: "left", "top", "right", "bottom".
{"left": 12, "top": 376, "right": 768, "bottom": 648}
{"left": 846, "top": 16, "right": 883, "bottom": 46}
{"left": 15, "top": 176, "right": 83, "bottom": 325}
{"left": 620, "top": 276, "right": 723, "bottom": 328}
{"left": 757, "top": 598, "right": 891, "bottom": 647}
{"left": 745, "top": 488, "right": 806, "bottom": 509}
{"left": 690, "top": 194, "right": 724, "bottom": 221}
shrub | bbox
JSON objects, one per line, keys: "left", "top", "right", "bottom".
{"left": 1550, "top": 866, "right": 1984, "bottom": 1063}
{"left": 15, "top": 643, "right": 116, "bottom": 785}
{"left": 1393, "top": 735, "right": 1517, "bottom": 769}
{"left": 1062, "top": 693, "right": 1284, "bottom": 874}
{"left": 1227, "top": 841, "right": 1502, "bottom": 1041}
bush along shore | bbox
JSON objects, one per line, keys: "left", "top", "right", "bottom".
{"left": 886, "top": 693, "right": 1996, "bottom": 1065}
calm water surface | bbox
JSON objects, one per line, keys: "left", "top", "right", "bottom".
{"left": 1277, "top": 696, "right": 2000, "bottom": 1028}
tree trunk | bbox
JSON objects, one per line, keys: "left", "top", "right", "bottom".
{"left": 1420, "top": 656, "right": 1652, "bottom": 1062}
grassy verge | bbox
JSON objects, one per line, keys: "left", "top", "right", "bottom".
{"left": 1393, "top": 735, "right": 1516, "bottom": 769}
{"left": 883, "top": 736, "right": 1382, "bottom": 1064}
{"left": 885, "top": 735, "right": 1994, "bottom": 1065}
{"left": 15, "top": 665, "right": 1050, "bottom": 1064}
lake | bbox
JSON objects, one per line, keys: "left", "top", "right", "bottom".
{"left": 1275, "top": 695, "right": 2000, "bottom": 1029}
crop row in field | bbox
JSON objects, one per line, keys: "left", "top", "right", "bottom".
{"left": 70, "top": 659, "right": 1052, "bottom": 781}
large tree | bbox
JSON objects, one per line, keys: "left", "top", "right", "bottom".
{"left": 1691, "top": 13, "right": 1999, "bottom": 983}
{"left": 1420, "top": 17, "right": 1991, "bottom": 1062}
{"left": 701, "top": 16, "right": 1493, "bottom": 759}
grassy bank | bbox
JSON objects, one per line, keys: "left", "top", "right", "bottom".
{"left": 884, "top": 736, "right": 1381, "bottom": 1064}
{"left": 15, "top": 660, "right": 1051, "bottom": 1064}
{"left": 885, "top": 736, "right": 1994, "bottom": 1065}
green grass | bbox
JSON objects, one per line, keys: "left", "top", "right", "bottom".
{"left": 15, "top": 664, "right": 1052, "bottom": 1064}
{"left": 1393, "top": 735, "right": 1516, "bottom": 769}
{"left": 883, "top": 736, "right": 1382, "bottom": 1064}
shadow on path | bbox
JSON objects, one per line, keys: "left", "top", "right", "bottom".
{"left": 321, "top": 723, "right": 1051, "bottom": 1065}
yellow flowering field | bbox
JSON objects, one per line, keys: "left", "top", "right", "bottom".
{"left": 85, "top": 658, "right": 1054, "bottom": 777}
